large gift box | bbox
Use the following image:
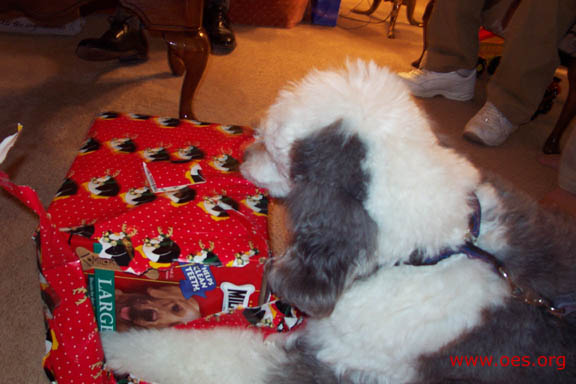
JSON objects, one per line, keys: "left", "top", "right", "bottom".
{"left": 229, "top": 0, "right": 309, "bottom": 28}
{"left": 0, "top": 114, "right": 302, "bottom": 383}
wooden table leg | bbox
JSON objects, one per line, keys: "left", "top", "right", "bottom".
{"left": 543, "top": 56, "right": 576, "bottom": 154}
{"left": 352, "top": 0, "right": 382, "bottom": 15}
{"left": 387, "top": 0, "right": 402, "bottom": 38}
{"left": 163, "top": 28, "right": 210, "bottom": 120}
{"left": 352, "top": 0, "right": 419, "bottom": 39}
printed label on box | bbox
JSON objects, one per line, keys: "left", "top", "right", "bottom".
{"left": 91, "top": 269, "right": 117, "bottom": 332}
{"left": 220, "top": 282, "right": 256, "bottom": 311}
{"left": 179, "top": 263, "right": 217, "bottom": 299}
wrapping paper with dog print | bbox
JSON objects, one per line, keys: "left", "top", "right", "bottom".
{"left": 0, "top": 116, "right": 304, "bottom": 384}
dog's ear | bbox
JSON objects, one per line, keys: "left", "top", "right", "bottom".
{"left": 266, "top": 120, "right": 378, "bottom": 318}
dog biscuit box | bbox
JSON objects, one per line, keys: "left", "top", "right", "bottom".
{"left": 0, "top": 114, "right": 303, "bottom": 384}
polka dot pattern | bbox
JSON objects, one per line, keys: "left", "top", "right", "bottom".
{"left": 1, "top": 171, "right": 108, "bottom": 382}
{"left": 48, "top": 113, "right": 270, "bottom": 275}
{"left": 0, "top": 113, "right": 295, "bottom": 384}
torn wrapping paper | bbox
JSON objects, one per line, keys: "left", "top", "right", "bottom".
{"left": 0, "top": 114, "right": 303, "bottom": 384}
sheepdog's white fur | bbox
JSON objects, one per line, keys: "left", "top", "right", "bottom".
{"left": 102, "top": 328, "right": 286, "bottom": 384}
{"left": 102, "top": 61, "right": 575, "bottom": 383}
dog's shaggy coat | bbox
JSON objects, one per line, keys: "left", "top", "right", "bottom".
{"left": 102, "top": 61, "right": 576, "bottom": 383}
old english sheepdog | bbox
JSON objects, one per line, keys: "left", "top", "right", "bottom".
{"left": 102, "top": 60, "right": 576, "bottom": 383}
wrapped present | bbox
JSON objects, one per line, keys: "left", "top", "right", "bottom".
{"left": 0, "top": 115, "right": 303, "bottom": 384}
{"left": 229, "top": 0, "right": 309, "bottom": 28}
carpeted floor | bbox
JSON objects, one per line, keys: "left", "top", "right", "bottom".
{"left": 0, "top": 1, "right": 571, "bottom": 382}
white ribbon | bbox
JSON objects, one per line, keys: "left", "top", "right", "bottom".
{"left": 0, "top": 123, "right": 22, "bottom": 165}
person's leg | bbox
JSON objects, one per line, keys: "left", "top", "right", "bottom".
{"left": 488, "top": 0, "right": 576, "bottom": 126}
{"left": 464, "top": 0, "right": 576, "bottom": 146}
{"left": 399, "top": 0, "right": 485, "bottom": 101}
{"left": 76, "top": 5, "right": 148, "bottom": 62}
{"left": 421, "top": 0, "right": 485, "bottom": 72}
{"left": 204, "top": 0, "right": 236, "bottom": 54}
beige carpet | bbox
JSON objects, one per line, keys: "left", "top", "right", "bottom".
{"left": 0, "top": 1, "right": 571, "bottom": 382}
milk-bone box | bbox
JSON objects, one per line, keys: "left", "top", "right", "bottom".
{"left": 0, "top": 113, "right": 303, "bottom": 383}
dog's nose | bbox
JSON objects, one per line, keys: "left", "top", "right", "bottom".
{"left": 242, "top": 140, "right": 263, "bottom": 162}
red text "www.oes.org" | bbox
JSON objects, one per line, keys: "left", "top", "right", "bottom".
{"left": 450, "top": 355, "right": 566, "bottom": 371}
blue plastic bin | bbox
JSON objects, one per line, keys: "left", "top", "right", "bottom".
{"left": 311, "top": 0, "right": 342, "bottom": 27}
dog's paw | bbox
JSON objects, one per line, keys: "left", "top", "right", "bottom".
{"left": 100, "top": 328, "right": 284, "bottom": 384}
{"left": 101, "top": 329, "right": 189, "bottom": 383}
{"left": 100, "top": 331, "right": 136, "bottom": 375}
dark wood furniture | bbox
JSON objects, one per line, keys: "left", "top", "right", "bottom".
{"left": 2, "top": 0, "right": 209, "bottom": 120}
{"left": 543, "top": 53, "right": 576, "bottom": 154}
{"left": 352, "top": 0, "right": 422, "bottom": 38}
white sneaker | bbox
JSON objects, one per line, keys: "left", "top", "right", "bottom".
{"left": 463, "top": 102, "right": 518, "bottom": 146}
{"left": 398, "top": 69, "right": 476, "bottom": 101}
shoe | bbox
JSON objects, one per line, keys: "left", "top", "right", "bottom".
{"left": 204, "top": 4, "right": 236, "bottom": 55}
{"left": 463, "top": 102, "right": 518, "bottom": 146}
{"left": 76, "top": 15, "right": 148, "bottom": 62}
{"left": 398, "top": 69, "right": 476, "bottom": 101}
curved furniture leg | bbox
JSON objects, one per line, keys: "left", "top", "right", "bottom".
{"left": 163, "top": 28, "right": 210, "bottom": 120}
{"left": 387, "top": 0, "right": 402, "bottom": 38}
{"left": 167, "top": 44, "right": 186, "bottom": 76}
{"left": 352, "top": 0, "right": 382, "bottom": 15}
{"left": 543, "top": 56, "right": 576, "bottom": 154}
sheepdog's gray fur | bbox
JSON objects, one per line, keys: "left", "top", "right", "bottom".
{"left": 266, "top": 121, "right": 379, "bottom": 318}
{"left": 266, "top": 337, "right": 340, "bottom": 384}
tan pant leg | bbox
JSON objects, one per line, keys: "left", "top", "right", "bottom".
{"left": 422, "top": 0, "right": 486, "bottom": 72}
{"left": 488, "top": 0, "right": 576, "bottom": 125}
{"left": 559, "top": 128, "right": 576, "bottom": 194}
